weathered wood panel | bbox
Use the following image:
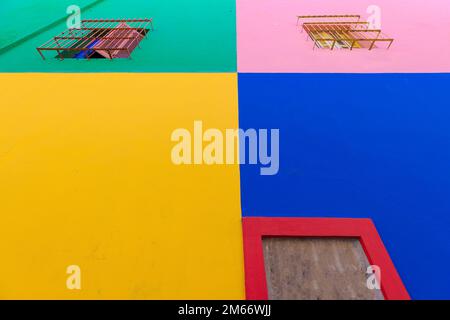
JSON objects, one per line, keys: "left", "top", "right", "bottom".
{"left": 263, "top": 237, "right": 384, "bottom": 300}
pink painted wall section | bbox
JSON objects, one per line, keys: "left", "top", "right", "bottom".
{"left": 237, "top": 0, "right": 450, "bottom": 72}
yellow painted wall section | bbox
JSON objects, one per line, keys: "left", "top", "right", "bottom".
{"left": 0, "top": 73, "right": 245, "bottom": 299}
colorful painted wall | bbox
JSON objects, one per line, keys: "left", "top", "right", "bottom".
{"left": 239, "top": 73, "right": 450, "bottom": 299}
{"left": 237, "top": 0, "right": 450, "bottom": 73}
{"left": 1, "top": 0, "right": 449, "bottom": 299}
{"left": 0, "top": 0, "right": 237, "bottom": 72}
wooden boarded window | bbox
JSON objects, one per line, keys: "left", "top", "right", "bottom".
{"left": 262, "top": 237, "right": 384, "bottom": 300}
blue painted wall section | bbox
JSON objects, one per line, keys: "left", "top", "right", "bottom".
{"left": 238, "top": 73, "right": 450, "bottom": 299}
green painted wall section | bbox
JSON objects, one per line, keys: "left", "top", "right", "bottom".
{"left": 0, "top": 0, "right": 237, "bottom": 72}
{"left": 0, "top": 0, "right": 99, "bottom": 51}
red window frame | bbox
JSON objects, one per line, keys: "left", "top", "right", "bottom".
{"left": 242, "top": 217, "right": 410, "bottom": 300}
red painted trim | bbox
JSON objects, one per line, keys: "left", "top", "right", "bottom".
{"left": 242, "top": 217, "right": 410, "bottom": 300}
